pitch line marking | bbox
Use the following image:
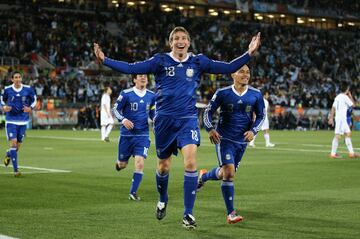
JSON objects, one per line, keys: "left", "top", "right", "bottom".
{"left": 28, "top": 135, "right": 359, "bottom": 151}
{"left": 0, "top": 234, "right": 19, "bottom": 239}
{"left": 0, "top": 165, "right": 71, "bottom": 174}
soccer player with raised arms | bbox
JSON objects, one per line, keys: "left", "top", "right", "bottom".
{"left": 199, "top": 64, "right": 265, "bottom": 224}
{"left": 113, "top": 74, "right": 155, "bottom": 201}
{"left": 2, "top": 71, "right": 37, "bottom": 177}
{"left": 94, "top": 27, "right": 261, "bottom": 228}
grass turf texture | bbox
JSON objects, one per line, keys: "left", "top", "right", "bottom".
{"left": 0, "top": 130, "right": 359, "bottom": 239}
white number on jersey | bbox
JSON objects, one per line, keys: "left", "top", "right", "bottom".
{"left": 143, "top": 147, "right": 149, "bottom": 156}
{"left": 130, "top": 102, "right": 138, "bottom": 111}
{"left": 191, "top": 130, "right": 199, "bottom": 142}
{"left": 165, "top": 66, "right": 175, "bottom": 76}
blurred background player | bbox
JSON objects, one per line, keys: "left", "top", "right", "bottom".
{"left": 328, "top": 83, "right": 359, "bottom": 159}
{"left": 100, "top": 86, "right": 114, "bottom": 142}
{"left": 249, "top": 91, "right": 275, "bottom": 147}
{"left": 199, "top": 65, "right": 265, "bottom": 224}
{"left": 94, "top": 26, "right": 260, "bottom": 228}
{"left": 2, "top": 71, "right": 37, "bottom": 177}
{"left": 113, "top": 74, "right": 155, "bottom": 201}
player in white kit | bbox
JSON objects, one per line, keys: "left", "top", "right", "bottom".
{"left": 328, "top": 84, "right": 359, "bottom": 158}
{"left": 249, "top": 91, "right": 275, "bottom": 147}
{"left": 101, "top": 86, "right": 114, "bottom": 142}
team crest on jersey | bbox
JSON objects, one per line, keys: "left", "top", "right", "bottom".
{"left": 186, "top": 68, "right": 194, "bottom": 78}
{"left": 245, "top": 105, "right": 252, "bottom": 112}
{"left": 22, "top": 96, "right": 26, "bottom": 103}
{"left": 226, "top": 154, "right": 231, "bottom": 160}
{"left": 146, "top": 104, "right": 150, "bottom": 110}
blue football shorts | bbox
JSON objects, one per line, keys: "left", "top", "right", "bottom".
{"left": 215, "top": 139, "right": 247, "bottom": 171}
{"left": 5, "top": 123, "right": 27, "bottom": 143}
{"left": 154, "top": 115, "right": 200, "bottom": 159}
{"left": 118, "top": 135, "right": 150, "bottom": 162}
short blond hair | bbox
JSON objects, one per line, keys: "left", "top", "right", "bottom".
{"left": 168, "top": 26, "right": 191, "bottom": 44}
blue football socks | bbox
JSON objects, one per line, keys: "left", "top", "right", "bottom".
{"left": 202, "top": 167, "right": 220, "bottom": 182}
{"left": 156, "top": 170, "right": 169, "bottom": 203}
{"left": 9, "top": 148, "right": 18, "bottom": 172}
{"left": 184, "top": 170, "right": 198, "bottom": 215}
{"left": 130, "top": 171, "right": 143, "bottom": 195}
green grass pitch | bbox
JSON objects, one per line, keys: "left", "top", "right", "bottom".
{"left": 0, "top": 129, "right": 359, "bottom": 239}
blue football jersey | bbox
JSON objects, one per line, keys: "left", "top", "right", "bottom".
{"left": 1, "top": 84, "right": 37, "bottom": 125}
{"left": 104, "top": 52, "right": 250, "bottom": 118}
{"left": 203, "top": 85, "right": 265, "bottom": 143}
{"left": 113, "top": 87, "right": 155, "bottom": 136}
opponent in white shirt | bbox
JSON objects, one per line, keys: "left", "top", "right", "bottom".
{"left": 328, "top": 84, "right": 359, "bottom": 158}
{"left": 100, "top": 87, "right": 114, "bottom": 142}
{"left": 249, "top": 91, "right": 275, "bottom": 147}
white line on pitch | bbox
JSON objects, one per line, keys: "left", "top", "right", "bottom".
{"left": 27, "top": 135, "right": 359, "bottom": 150}
{"left": 0, "top": 171, "right": 66, "bottom": 175}
{"left": 0, "top": 165, "right": 71, "bottom": 173}
{"left": 28, "top": 135, "right": 100, "bottom": 141}
{"left": 0, "top": 234, "right": 19, "bottom": 239}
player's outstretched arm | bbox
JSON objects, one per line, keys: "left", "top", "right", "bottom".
{"left": 94, "top": 43, "right": 157, "bottom": 74}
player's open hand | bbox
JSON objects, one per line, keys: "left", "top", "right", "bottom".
{"left": 209, "top": 129, "right": 221, "bottom": 144}
{"left": 23, "top": 106, "right": 32, "bottom": 113}
{"left": 328, "top": 118, "right": 334, "bottom": 127}
{"left": 2, "top": 105, "right": 12, "bottom": 112}
{"left": 123, "top": 119, "right": 134, "bottom": 130}
{"left": 93, "top": 43, "right": 105, "bottom": 63}
{"left": 244, "top": 130, "right": 255, "bottom": 142}
{"left": 248, "top": 32, "right": 261, "bottom": 56}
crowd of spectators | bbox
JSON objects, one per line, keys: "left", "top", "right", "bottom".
{"left": 0, "top": 2, "right": 359, "bottom": 130}
{"left": 256, "top": 0, "right": 360, "bottom": 17}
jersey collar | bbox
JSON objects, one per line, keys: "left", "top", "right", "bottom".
{"left": 168, "top": 52, "right": 190, "bottom": 63}
{"left": 11, "top": 84, "right": 23, "bottom": 92}
{"left": 231, "top": 84, "right": 248, "bottom": 97}
{"left": 133, "top": 86, "right": 146, "bottom": 98}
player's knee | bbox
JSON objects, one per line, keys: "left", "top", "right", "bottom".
{"left": 222, "top": 165, "right": 235, "bottom": 180}
{"left": 184, "top": 159, "right": 196, "bottom": 171}
{"left": 135, "top": 161, "right": 144, "bottom": 171}
{"left": 223, "top": 172, "right": 235, "bottom": 181}
{"left": 157, "top": 160, "right": 170, "bottom": 174}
